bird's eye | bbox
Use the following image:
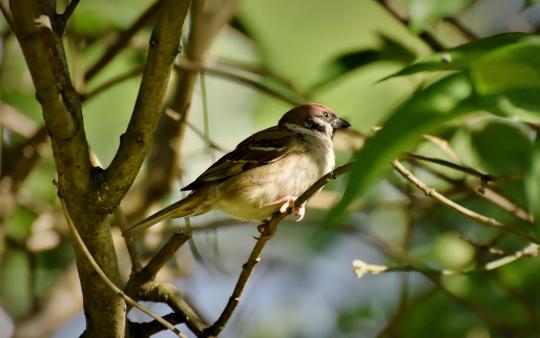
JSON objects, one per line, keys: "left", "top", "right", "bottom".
{"left": 323, "top": 112, "right": 329, "bottom": 118}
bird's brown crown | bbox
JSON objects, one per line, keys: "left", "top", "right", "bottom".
{"left": 278, "top": 103, "right": 334, "bottom": 127}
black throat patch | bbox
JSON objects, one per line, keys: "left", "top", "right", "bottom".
{"left": 304, "top": 118, "right": 326, "bottom": 134}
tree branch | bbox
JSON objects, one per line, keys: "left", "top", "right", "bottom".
{"left": 10, "top": 0, "right": 92, "bottom": 195}
{"left": 405, "top": 152, "right": 494, "bottom": 183}
{"left": 130, "top": 230, "right": 191, "bottom": 283}
{"left": 84, "top": 0, "right": 162, "bottom": 82}
{"left": 99, "top": 0, "right": 191, "bottom": 210}
{"left": 131, "top": 313, "right": 186, "bottom": 338}
{"left": 136, "top": 282, "right": 207, "bottom": 336}
{"left": 202, "top": 213, "right": 283, "bottom": 337}
{"left": 124, "top": 230, "right": 207, "bottom": 336}
{"left": 55, "top": 0, "right": 79, "bottom": 34}
{"left": 60, "top": 198, "right": 186, "bottom": 338}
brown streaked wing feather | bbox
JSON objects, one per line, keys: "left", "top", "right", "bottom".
{"left": 181, "top": 126, "right": 298, "bottom": 191}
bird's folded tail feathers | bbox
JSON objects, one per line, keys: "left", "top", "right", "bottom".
{"left": 123, "top": 196, "right": 197, "bottom": 237}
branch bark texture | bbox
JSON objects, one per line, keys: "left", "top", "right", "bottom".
{"left": 10, "top": 0, "right": 191, "bottom": 337}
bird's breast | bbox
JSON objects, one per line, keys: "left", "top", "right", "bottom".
{"left": 216, "top": 136, "right": 335, "bottom": 221}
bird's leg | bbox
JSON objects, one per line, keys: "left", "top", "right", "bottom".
{"left": 294, "top": 202, "right": 306, "bottom": 222}
{"left": 265, "top": 195, "right": 306, "bottom": 221}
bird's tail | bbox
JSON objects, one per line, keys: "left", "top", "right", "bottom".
{"left": 123, "top": 194, "right": 200, "bottom": 237}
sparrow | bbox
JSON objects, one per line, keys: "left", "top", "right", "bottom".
{"left": 124, "top": 103, "right": 350, "bottom": 236}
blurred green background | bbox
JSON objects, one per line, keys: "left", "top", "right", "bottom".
{"left": 2, "top": 0, "right": 540, "bottom": 337}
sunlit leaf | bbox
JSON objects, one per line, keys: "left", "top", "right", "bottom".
{"left": 329, "top": 72, "right": 476, "bottom": 225}
{"left": 408, "top": 0, "right": 474, "bottom": 32}
{"left": 385, "top": 33, "right": 538, "bottom": 87}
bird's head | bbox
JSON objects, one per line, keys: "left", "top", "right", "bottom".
{"left": 278, "top": 103, "right": 350, "bottom": 138}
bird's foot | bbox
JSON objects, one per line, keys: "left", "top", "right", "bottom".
{"left": 256, "top": 219, "right": 270, "bottom": 234}
{"left": 276, "top": 196, "right": 306, "bottom": 221}
{"left": 255, "top": 219, "right": 275, "bottom": 240}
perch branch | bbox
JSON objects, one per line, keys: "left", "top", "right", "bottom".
{"left": 202, "top": 162, "right": 353, "bottom": 337}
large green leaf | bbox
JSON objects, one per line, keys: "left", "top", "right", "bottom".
{"left": 328, "top": 72, "right": 476, "bottom": 224}
{"left": 385, "top": 33, "right": 540, "bottom": 94}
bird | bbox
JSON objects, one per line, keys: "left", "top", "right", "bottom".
{"left": 124, "top": 103, "right": 350, "bottom": 236}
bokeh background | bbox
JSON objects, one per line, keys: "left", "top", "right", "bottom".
{"left": 2, "top": 0, "right": 540, "bottom": 337}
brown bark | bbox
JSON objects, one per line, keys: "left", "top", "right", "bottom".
{"left": 9, "top": 0, "right": 191, "bottom": 336}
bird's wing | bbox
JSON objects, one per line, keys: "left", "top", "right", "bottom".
{"left": 181, "top": 126, "right": 300, "bottom": 191}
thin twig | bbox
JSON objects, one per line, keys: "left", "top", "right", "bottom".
{"left": 114, "top": 208, "right": 143, "bottom": 272}
{"left": 135, "top": 230, "right": 191, "bottom": 281}
{"left": 217, "top": 56, "right": 308, "bottom": 99}
{"left": 59, "top": 198, "right": 186, "bottom": 338}
{"left": 60, "top": 0, "right": 80, "bottom": 21}
{"left": 412, "top": 161, "right": 534, "bottom": 224}
{"left": 80, "top": 67, "right": 144, "bottom": 102}
{"left": 354, "top": 243, "right": 538, "bottom": 278}
{"left": 202, "top": 213, "right": 283, "bottom": 337}
{"left": 55, "top": 0, "right": 80, "bottom": 34}
{"left": 405, "top": 153, "right": 493, "bottom": 182}
{"left": 375, "top": 0, "right": 444, "bottom": 51}
{"left": 85, "top": 0, "right": 162, "bottom": 81}
{"left": 443, "top": 16, "right": 478, "bottom": 41}
{"left": 137, "top": 282, "right": 207, "bottom": 336}
{"left": 131, "top": 313, "right": 186, "bottom": 338}
{"left": 124, "top": 230, "right": 206, "bottom": 336}
{"left": 175, "top": 62, "right": 302, "bottom": 105}
{"left": 392, "top": 160, "right": 536, "bottom": 243}
{"left": 184, "top": 118, "right": 227, "bottom": 152}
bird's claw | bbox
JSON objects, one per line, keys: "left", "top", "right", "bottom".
{"left": 294, "top": 204, "right": 305, "bottom": 221}
{"left": 277, "top": 196, "right": 305, "bottom": 221}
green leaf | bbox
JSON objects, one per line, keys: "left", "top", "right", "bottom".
{"left": 469, "top": 117, "right": 533, "bottom": 175}
{"left": 385, "top": 33, "right": 536, "bottom": 82}
{"left": 479, "top": 89, "right": 540, "bottom": 119}
{"left": 328, "top": 72, "right": 476, "bottom": 225}
{"left": 526, "top": 140, "right": 540, "bottom": 239}
{"left": 0, "top": 250, "right": 32, "bottom": 319}
{"left": 472, "top": 39, "right": 540, "bottom": 94}
{"left": 408, "top": 0, "right": 474, "bottom": 32}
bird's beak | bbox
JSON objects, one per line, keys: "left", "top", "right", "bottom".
{"left": 332, "top": 117, "right": 351, "bottom": 130}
